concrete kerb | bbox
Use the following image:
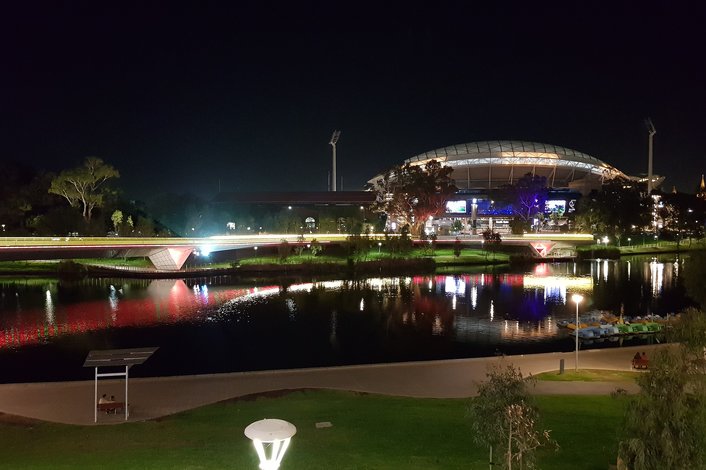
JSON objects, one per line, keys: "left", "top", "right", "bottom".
{"left": 0, "top": 344, "right": 668, "bottom": 425}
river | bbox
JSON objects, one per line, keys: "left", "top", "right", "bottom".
{"left": 0, "top": 255, "right": 697, "bottom": 383}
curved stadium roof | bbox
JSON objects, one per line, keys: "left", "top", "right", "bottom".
{"left": 375, "top": 140, "right": 627, "bottom": 191}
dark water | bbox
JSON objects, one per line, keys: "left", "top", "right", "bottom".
{"left": 0, "top": 255, "right": 697, "bottom": 383}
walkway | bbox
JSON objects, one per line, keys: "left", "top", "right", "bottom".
{"left": 0, "top": 344, "right": 664, "bottom": 425}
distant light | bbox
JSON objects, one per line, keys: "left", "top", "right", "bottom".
{"left": 602, "top": 236, "right": 609, "bottom": 244}
{"left": 571, "top": 293, "right": 584, "bottom": 304}
{"left": 288, "top": 206, "right": 292, "bottom": 210}
{"left": 200, "top": 246, "right": 211, "bottom": 256}
{"left": 226, "top": 222, "right": 236, "bottom": 230}
{"left": 247, "top": 227, "right": 251, "bottom": 231}
{"left": 254, "top": 246, "right": 258, "bottom": 251}
{"left": 360, "top": 206, "right": 364, "bottom": 210}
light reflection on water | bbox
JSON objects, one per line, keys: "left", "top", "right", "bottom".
{"left": 0, "top": 255, "right": 694, "bottom": 382}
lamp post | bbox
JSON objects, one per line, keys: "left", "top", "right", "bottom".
{"left": 245, "top": 419, "right": 296, "bottom": 470}
{"left": 378, "top": 241, "right": 382, "bottom": 254}
{"left": 329, "top": 130, "right": 341, "bottom": 192}
{"left": 571, "top": 294, "right": 584, "bottom": 371}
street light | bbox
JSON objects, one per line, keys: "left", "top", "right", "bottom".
{"left": 571, "top": 293, "right": 584, "bottom": 371}
{"left": 378, "top": 241, "right": 382, "bottom": 253}
{"left": 244, "top": 419, "right": 296, "bottom": 470}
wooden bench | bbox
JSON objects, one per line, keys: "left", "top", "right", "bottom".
{"left": 97, "top": 402, "right": 125, "bottom": 414}
{"left": 631, "top": 358, "right": 649, "bottom": 370}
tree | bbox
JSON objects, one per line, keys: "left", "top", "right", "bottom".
{"left": 468, "top": 363, "right": 556, "bottom": 469}
{"left": 111, "top": 210, "right": 123, "bottom": 234}
{"left": 574, "top": 180, "right": 648, "bottom": 240}
{"left": 482, "top": 228, "right": 502, "bottom": 259}
{"left": 619, "top": 308, "right": 706, "bottom": 469}
{"left": 658, "top": 192, "right": 705, "bottom": 247}
{"left": 134, "top": 216, "right": 156, "bottom": 237}
{"left": 278, "top": 239, "right": 290, "bottom": 262}
{"left": 683, "top": 251, "right": 706, "bottom": 308}
{"left": 453, "top": 237, "right": 462, "bottom": 258}
{"left": 367, "top": 159, "right": 456, "bottom": 236}
{"left": 310, "top": 238, "right": 322, "bottom": 257}
{"left": 619, "top": 346, "right": 706, "bottom": 469}
{"left": 500, "top": 173, "right": 548, "bottom": 224}
{"left": 49, "top": 157, "right": 119, "bottom": 221}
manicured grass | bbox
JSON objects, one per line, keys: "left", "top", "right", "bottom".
{"left": 0, "top": 260, "right": 60, "bottom": 272}
{"left": 535, "top": 369, "right": 639, "bottom": 382}
{"left": 77, "top": 258, "right": 153, "bottom": 268}
{"left": 237, "top": 248, "right": 508, "bottom": 266}
{"left": 238, "top": 254, "right": 347, "bottom": 265}
{"left": 0, "top": 390, "right": 626, "bottom": 469}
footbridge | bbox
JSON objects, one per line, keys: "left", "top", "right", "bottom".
{"left": 0, "top": 234, "right": 356, "bottom": 271}
{"left": 0, "top": 233, "right": 595, "bottom": 271}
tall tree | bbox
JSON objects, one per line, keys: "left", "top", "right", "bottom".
{"left": 498, "top": 173, "right": 548, "bottom": 224}
{"left": 574, "top": 180, "right": 648, "bottom": 239}
{"left": 367, "top": 159, "right": 456, "bottom": 235}
{"left": 619, "top": 338, "right": 706, "bottom": 469}
{"left": 49, "top": 157, "right": 119, "bottom": 221}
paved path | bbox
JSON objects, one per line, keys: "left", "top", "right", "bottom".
{"left": 0, "top": 344, "right": 665, "bottom": 425}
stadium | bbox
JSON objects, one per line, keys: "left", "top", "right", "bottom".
{"left": 368, "top": 140, "right": 635, "bottom": 234}
{"left": 370, "top": 140, "right": 628, "bottom": 195}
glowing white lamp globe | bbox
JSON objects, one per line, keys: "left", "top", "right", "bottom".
{"left": 244, "top": 419, "right": 297, "bottom": 470}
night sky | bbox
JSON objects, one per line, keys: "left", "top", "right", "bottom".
{"left": 2, "top": 2, "right": 705, "bottom": 200}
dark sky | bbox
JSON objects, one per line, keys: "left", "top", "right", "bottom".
{"left": 2, "top": 2, "right": 705, "bottom": 200}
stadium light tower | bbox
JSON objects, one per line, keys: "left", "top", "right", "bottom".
{"left": 329, "top": 130, "right": 341, "bottom": 192}
{"left": 645, "top": 118, "right": 656, "bottom": 194}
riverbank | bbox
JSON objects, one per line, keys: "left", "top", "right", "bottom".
{"left": 0, "top": 346, "right": 655, "bottom": 467}
{"left": 577, "top": 241, "right": 705, "bottom": 259}
{"left": 0, "top": 390, "right": 627, "bottom": 470}
{"left": 0, "top": 249, "right": 510, "bottom": 278}
{"left": 0, "top": 345, "right": 659, "bottom": 425}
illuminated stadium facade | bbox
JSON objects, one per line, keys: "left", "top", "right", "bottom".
{"left": 387, "top": 140, "right": 628, "bottom": 194}
{"left": 369, "top": 140, "right": 634, "bottom": 234}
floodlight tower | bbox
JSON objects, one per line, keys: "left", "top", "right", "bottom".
{"left": 645, "top": 118, "right": 656, "bottom": 194}
{"left": 329, "top": 130, "right": 341, "bottom": 192}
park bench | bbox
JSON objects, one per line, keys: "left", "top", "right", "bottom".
{"left": 97, "top": 402, "right": 125, "bottom": 414}
{"left": 631, "top": 357, "right": 649, "bottom": 370}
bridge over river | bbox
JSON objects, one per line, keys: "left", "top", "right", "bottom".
{"left": 0, "top": 233, "right": 595, "bottom": 271}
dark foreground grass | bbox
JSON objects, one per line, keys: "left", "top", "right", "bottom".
{"left": 0, "top": 391, "right": 625, "bottom": 470}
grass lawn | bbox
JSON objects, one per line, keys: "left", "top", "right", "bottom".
{"left": 0, "top": 390, "right": 626, "bottom": 469}
{"left": 535, "top": 369, "right": 640, "bottom": 382}
{"left": 237, "top": 248, "right": 508, "bottom": 267}
{"left": 0, "top": 260, "right": 60, "bottom": 272}
{"left": 77, "top": 258, "right": 153, "bottom": 268}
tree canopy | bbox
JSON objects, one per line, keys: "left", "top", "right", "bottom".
{"left": 574, "top": 179, "right": 648, "bottom": 239}
{"left": 367, "top": 159, "right": 456, "bottom": 235}
{"left": 49, "top": 157, "right": 119, "bottom": 221}
{"left": 496, "top": 173, "right": 548, "bottom": 224}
